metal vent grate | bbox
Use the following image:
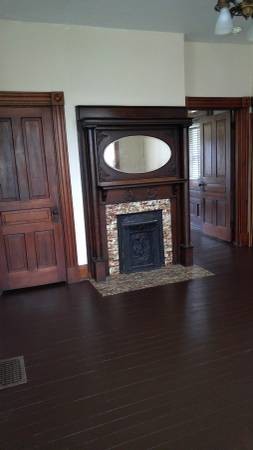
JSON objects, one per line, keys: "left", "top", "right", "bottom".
{"left": 0, "top": 356, "right": 27, "bottom": 390}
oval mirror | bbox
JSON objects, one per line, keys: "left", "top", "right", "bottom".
{"left": 103, "top": 135, "right": 172, "bottom": 174}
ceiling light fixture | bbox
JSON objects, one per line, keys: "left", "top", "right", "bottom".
{"left": 231, "top": 26, "right": 243, "bottom": 33}
{"left": 214, "top": 0, "right": 253, "bottom": 40}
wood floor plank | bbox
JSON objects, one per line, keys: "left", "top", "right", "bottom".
{"left": 1, "top": 231, "right": 253, "bottom": 450}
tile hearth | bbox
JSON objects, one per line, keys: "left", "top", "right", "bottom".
{"left": 90, "top": 265, "right": 214, "bottom": 297}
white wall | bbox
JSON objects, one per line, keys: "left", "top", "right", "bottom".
{"left": 185, "top": 41, "right": 252, "bottom": 97}
{"left": 251, "top": 46, "right": 253, "bottom": 95}
{"left": 1, "top": 19, "right": 253, "bottom": 265}
{"left": 0, "top": 20, "right": 185, "bottom": 265}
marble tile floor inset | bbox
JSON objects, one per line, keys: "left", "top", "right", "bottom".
{"left": 90, "top": 265, "right": 214, "bottom": 297}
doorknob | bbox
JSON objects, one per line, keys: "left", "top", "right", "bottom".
{"left": 198, "top": 182, "right": 207, "bottom": 191}
{"left": 51, "top": 206, "right": 60, "bottom": 222}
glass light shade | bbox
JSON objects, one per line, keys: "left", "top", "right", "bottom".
{"left": 215, "top": 7, "right": 233, "bottom": 35}
{"left": 247, "top": 22, "right": 253, "bottom": 41}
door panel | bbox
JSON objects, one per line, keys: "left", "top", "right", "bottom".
{"left": 203, "top": 198, "right": 213, "bottom": 225}
{"left": 0, "top": 106, "right": 66, "bottom": 290}
{"left": 203, "top": 122, "right": 212, "bottom": 177}
{"left": 4, "top": 234, "right": 28, "bottom": 272}
{"left": 189, "top": 193, "right": 202, "bottom": 229}
{"left": 2, "top": 208, "right": 51, "bottom": 226}
{"left": 35, "top": 230, "right": 57, "bottom": 268}
{"left": 0, "top": 119, "right": 19, "bottom": 201}
{"left": 189, "top": 112, "right": 231, "bottom": 241}
{"left": 22, "top": 118, "right": 49, "bottom": 199}
{"left": 216, "top": 199, "right": 226, "bottom": 227}
{"left": 216, "top": 119, "right": 226, "bottom": 177}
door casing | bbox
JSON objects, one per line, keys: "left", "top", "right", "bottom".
{"left": 0, "top": 91, "right": 83, "bottom": 293}
{"left": 189, "top": 112, "right": 232, "bottom": 242}
{"left": 186, "top": 97, "right": 251, "bottom": 247}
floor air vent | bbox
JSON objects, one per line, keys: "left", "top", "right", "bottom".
{"left": 0, "top": 356, "right": 27, "bottom": 390}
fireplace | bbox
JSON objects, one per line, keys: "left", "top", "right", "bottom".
{"left": 77, "top": 106, "right": 193, "bottom": 282}
{"left": 117, "top": 210, "right": 164, "bottom": 274}
{"left": 106, "top": 199, "right": 173, "bottom": 275}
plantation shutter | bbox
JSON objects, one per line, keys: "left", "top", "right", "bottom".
{"left": 189, "top": 125, "right": 201, "bottom": 180}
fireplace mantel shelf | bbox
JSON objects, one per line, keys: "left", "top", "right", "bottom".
{"left": 98, "top": 178, "right": 187, "bottom": 189}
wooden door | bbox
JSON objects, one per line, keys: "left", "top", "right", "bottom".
{"left": 0, "top": 106, "right": 66, "bottom": 291}
{"left": 189, "top": 112, "right": 231, "bottom": 241}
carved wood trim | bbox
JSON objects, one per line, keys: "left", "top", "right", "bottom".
{"left": 186, "top": 97, "right": 250, "bottom": 110}
{"left": 0, "top": 91, "right": 64, "bottom": 106}
{"left": 77, "top": 106, "right": 193, "bottom": 280}
{"left": 96, "top": 128, "right": 179, "bottom": 183}
{"left": 51, "top": 102, "right": 78, "bottom": 276}
{"left": 186, "top": 96, "right": 251, "bottom": 247}
{"left": 0, "top": 91, "right": 78, "bottom": 282}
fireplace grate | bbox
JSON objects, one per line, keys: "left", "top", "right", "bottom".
{"left": 0, "top": 356, "right": 27, "bottom": 390}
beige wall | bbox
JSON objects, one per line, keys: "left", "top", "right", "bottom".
{"left": 1, "top": 19, "right": 252, "bottom": 265}
{"left": 185, "top": 41, "right": 252, "bottom": 97}
{"left": 0, "top": 19, "right": 185, "bottom": 264}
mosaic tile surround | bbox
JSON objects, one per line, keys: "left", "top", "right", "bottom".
{"left": 90, "top": 265, "right": 214, "bottom": 297}
{"left": 106, "top": 199, "right": 173, "bottom": 275}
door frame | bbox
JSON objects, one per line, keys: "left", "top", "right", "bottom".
{"left": 0, "top": 91, "right": 83, "bottom": 284}
{"left": 186, "top": 96, "right": 251, "bottom": 247}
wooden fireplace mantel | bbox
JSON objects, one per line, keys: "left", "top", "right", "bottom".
{"left": 76, "top": 106, "right": 193, "bottom": 281}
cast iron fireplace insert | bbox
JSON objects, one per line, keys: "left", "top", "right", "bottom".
{"left": 117, "top": 210, "right": 165, "bottom": 274}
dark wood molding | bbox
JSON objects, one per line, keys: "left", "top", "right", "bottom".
{"left": 77, "top": 105, "right": 189, "bottom": 121}
{"left": 0, "top": 91, "right": 78, "bottom": 284}
{"left": 51, "top": 101, "right": 79, "bottom": 278}
{"left": 98, "top": 177, "right": 187, "bottom": 188}
{"left": 0, "top": 91, "right": 64, "bottom": 107}
{"left": 77, "top": 106, "right": 193, "bottom": 281}
{"left": 186, "top": 96, "right": 251, "bottom": 247}
{"left": 180, "top": 127, "right": 193, "bottom": 264}
{"left": 250, "top": 111, "right": 253, "bottom": 247}
{"left": 235, "top": 106, "right": 250, "bottom": 247}
{"left": 67, "top": 265, "right": 89, "bottom": 283}
{"left": 96, "top": 128, "right": 180, "bottom": 184}
{"left": 186, "top": 96, "right": 250, "bottom": 110}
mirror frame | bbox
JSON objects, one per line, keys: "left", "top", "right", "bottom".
{"left": 96, "top": 130, "right": 180, "bottom": 184}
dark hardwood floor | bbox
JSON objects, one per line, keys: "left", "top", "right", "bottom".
{"left": 1, "top": 231, "right": 253, "bottom": 450}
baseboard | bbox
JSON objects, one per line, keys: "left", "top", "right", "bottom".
{"left": 67, "top": 265, "right": 89, "bottom": 284}
{"left": 235, "top": 232, "right": 249, "bottom": 247}
{"left": 241, "top": 232, "right": 249, "bottom": 247}
{"left": 180, "top": 244, "right": 194, "bottom": 267}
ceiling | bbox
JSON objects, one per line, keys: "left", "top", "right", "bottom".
{"left": 0, "top": 0, "right": 252, "bottom": 43}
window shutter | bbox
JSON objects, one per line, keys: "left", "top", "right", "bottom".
{"left": 189, "top": 125, "right": 201, "bottom": 180}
